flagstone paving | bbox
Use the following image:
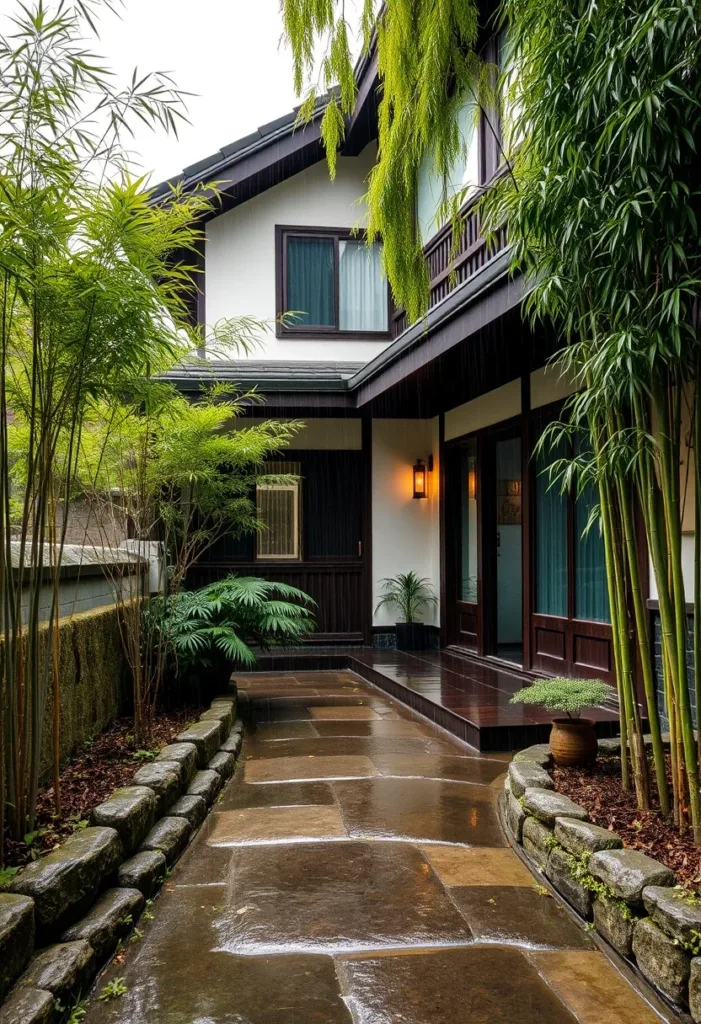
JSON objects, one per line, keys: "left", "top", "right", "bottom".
{"left": 85, "top": 670, "right": 672, "bottom": 1024}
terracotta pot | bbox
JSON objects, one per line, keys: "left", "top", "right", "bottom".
{"left": 549, "top": 718, "right": 598, "bottom": 767}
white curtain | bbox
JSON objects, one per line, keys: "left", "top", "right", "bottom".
{"left": 339, "top": 240, "right": 388, "bottom": 331}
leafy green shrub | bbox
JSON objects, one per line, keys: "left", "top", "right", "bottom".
{"left": 147, "top": 575, "right": 316, "bottom": 686}
{"left": 510, "top": 677, "right": 613, "bottom": 718}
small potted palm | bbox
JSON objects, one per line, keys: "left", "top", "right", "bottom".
{"left": 375, "top": 571, "right": 437, "bottom": 651}
{"left": 510, "top": 677, "right": 614, "bottom": 766}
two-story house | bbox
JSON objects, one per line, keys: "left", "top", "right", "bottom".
{"left": 152, "top": 29, "right": 622, "bottom": 745}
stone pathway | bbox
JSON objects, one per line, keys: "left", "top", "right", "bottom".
{"left": 85, "top": 671, "right": 671, "bottom": 1023}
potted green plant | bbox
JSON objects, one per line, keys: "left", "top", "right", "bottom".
{"left": 375, "top": 571, "right": 437, "bottom": 651}
{"left": 510, "top": 677, "right": 614, "bottom": 766}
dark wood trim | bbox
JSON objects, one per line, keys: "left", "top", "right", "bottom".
{"left": 196, "top": 118, "right": 325, "bottom": 218}
{"left": 521, "top": 369, "right": 532, "bottom": 670}
{"left": 477, "top": 431, "right": 490, "bottom": 655}
{"left": 195, "top": 237, "right": 206, "bottom": 357}
{"left": 274, "top": 224, "right": 392, "bottom": 341}
{"left": 343, "top": 51, "right": 379, "bottom": 155}
{"left": 647, "top": 598, "right": 695, "bottom": 615}
{"left": 438, "top": 412, "right": 447, "bottom": 647}
{"left": 355, "top": 259, "right": 523, "bottom": 407}
{"left": 362, "top": 414, "right": 373, "bottom": 645}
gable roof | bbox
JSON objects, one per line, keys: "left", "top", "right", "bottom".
{"left": 150, "top": 48, "right": 380, "bottom": 218}
{"left": 150, "top": 100, "right": 328, "bottom": 219}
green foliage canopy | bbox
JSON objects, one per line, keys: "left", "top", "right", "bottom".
{"left": 511, "top": 678, "right": 613, "bottom": 717}
{"left": 486, "top": 0, "right": 701, "bottom": 392}
{"left": 282, "top": 0, "right": 484, "bottom": 322}
{"left": 74, "top": 381, "right": 302, "bottom": 590}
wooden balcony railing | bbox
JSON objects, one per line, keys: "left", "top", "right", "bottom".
{"left": 390, "top": 199, "right": 509, "bottom": 338}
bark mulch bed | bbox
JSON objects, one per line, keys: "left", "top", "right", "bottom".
{"left": 553, "top": 752, "right": 701, "bottom": 891}
{"left": 2, "top": 704, "right": 205, "bottom": 873}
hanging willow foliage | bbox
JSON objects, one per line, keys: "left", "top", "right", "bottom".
{"left": 281, "top": 0, "right": 487, "bottom": 323}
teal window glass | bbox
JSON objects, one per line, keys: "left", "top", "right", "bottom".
{"left": 459, "top": 442, "right": 478, "bottom": 603}
{"left": 574, "top": 477, "right": 610, "bottom": 622}
{"left": 535, "top": 440, "right": 568, "bottom": 616}
{"left": 286, "top": 236, "right": 334, "bottom": 326}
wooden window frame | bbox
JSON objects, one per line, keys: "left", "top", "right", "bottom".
{"left": 274, "top": 225, "right": 391, "bottom": 340}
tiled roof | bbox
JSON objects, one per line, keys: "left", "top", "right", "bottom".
{"left": 160, "top": 360, "right": 365, "bottom": 391}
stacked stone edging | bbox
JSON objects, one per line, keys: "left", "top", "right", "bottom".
{"left": 501, "top": 741, "right": 701, "bottom": 1021}
{"left": 0, "top": 688, "right": 244, "bottom": 1024}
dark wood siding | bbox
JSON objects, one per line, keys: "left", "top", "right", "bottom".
{"left": 189, "top": 446, "right": 368, "bottom": 643}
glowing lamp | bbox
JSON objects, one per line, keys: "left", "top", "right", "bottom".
{"left": 413, "top": 457, "right": 432, "bottom": 499}
{"left": 468, "top": 467, "right": 477, "bottom": 500}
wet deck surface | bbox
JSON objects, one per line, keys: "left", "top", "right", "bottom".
{"left": 85, "top": 671, "right": 663, "bottom": 1024}
{"left": 258, "top": 648, "right": 620, "bottom": 750}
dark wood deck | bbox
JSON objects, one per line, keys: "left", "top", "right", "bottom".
{"left": 251, "top": 647, "right": 619, "bottom": 752}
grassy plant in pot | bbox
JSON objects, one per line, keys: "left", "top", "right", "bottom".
{"left": 375, "top": 572, "right": 437, "bottom": 651}
{"left": 510, "top": 677, "right": 614, "bottom": 767}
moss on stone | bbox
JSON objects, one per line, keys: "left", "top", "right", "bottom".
{"left": 0, "top": 603, "right": 128, "bottom": 781}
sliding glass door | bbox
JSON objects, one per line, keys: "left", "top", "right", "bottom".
{"left": 495, "top": 435, "right": 523, "bottom": 663}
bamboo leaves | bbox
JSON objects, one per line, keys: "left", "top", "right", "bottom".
{"left": 489, "top": 0, "right": 701, "bottom": 837}
{"left": 1, "top": 0, "right": 212, "bottom": 855}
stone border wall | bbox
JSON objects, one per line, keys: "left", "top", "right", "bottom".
{"left": 501, "top": 741, "right": 701, "bottom": 1022}
{"left": 0, "top": 690, "right": 243, "bottom": 1024}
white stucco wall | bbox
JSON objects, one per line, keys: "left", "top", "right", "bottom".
{"left": 372, "top": 419, "right": 440, "bottom": 627}
{"left": 530, "top": 365, "right": 577, "bottom": 410}
{"left": 205, "top": 144, "right": 391, "bottom": 363}
{"left": 445, "top": 379, "right": 521, "bottom": 441}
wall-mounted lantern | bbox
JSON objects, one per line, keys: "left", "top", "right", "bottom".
{"left": 413, "top": 455, "right": 433, "bottom": 499}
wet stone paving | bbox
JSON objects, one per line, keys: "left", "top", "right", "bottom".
{"left": 86, "top": 671, "right": 668, "bottom": 1024}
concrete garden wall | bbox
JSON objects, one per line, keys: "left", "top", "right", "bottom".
{"left": 502, "top": 742, "right": 701, "bottom": 1021}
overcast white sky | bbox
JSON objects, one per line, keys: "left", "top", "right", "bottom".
{"left": 0, "top": 0, "right": 316, "bottom": 185}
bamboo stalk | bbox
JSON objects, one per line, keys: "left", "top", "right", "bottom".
{"left": 694, "top": 372, "right": 701, "bottom": 767}
{"left": 617, "top": 470, "right": 667, "bottom": 812}
{"left": 653, "top": 378, "right": 701, "bottom": 841}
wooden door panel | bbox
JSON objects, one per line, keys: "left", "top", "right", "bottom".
{"left": 530, "top": 614, "right": 613, "bottom": 683}
{"left": 457, "top": 601, "right": 478, "bottom": 649}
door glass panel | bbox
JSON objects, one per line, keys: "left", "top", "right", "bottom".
{"left": 496, "top": 436, "right": 523, "bottom": 662}
{"left": 574, "top": 477, "right": 610, "bottom": 622}
{"left": 535, "top": 435, "right": 568, "bottom": 616}
{"left": 459, "top": 441, "right": 478, "bottom": 603}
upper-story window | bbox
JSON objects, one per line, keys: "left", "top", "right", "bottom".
{"left": 275, "top": 226, "right": 389, "bottom": 338}
{"left": 499, "top": 28, "right": 523, "bottom": 163}
{"left": 417, "top": 91, "right": 480, "bottom": 245}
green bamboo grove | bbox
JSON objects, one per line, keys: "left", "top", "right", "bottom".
{"left": 283, "top": 0, "right": 701, "bottom": 839}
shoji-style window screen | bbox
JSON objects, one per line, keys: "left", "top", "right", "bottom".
{"left": 256, "top": 462, "right": 301, "bottom": 560}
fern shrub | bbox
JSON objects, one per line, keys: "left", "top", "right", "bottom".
{"left": 147, "top": 575, "right": 316, "bottom": 695}
{"left": 510, "top": 677, "right": 613, "bottom": 719}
